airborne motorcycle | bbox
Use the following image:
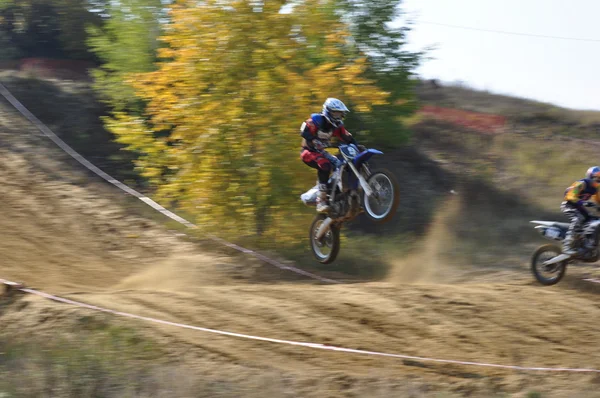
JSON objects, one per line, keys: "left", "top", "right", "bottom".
{"left": 300, "top": 144, "right": 399, "bottom": 263}
{"left": 530, "top": 203, "right": 600, "bottom": 285}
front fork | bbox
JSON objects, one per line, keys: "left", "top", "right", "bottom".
{"left": 346, "top": 161, "right": 375, "bottom": 198}
{"left": 362, "top": 163, "right": 372, "bottom": 178}
{"left": 315, "top": 218, "right": 332, "bottom": 241}
{"left": 359, "top": 163, "right": 385, "bottom": 203}
{"left": 318, "top": 164, "right": 373, "bottom": 240}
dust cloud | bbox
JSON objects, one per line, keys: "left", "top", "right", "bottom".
{"left": 115, "top": 253, "right": 249, "bottom": 292}
{"left": 387, "top": 192, "right": 461, "bottom": 284}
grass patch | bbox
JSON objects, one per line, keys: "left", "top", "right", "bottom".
{"left": 413, "top": 120, "right": 600, "bottom": 212}
{"left": 0, "top": 312, "right": 491, "bottom": 398}
{"left": 0, "top": 314, "right": 300, "bottom": 398}
{"left": 526, "top": 392, "right": 543, "bottom": 398}
{"left": 0, "top": 318, "right": 164, "bottom": 398}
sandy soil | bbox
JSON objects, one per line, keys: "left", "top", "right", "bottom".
{"left": 3, "top": 93, "right": 600, "bottom": 397}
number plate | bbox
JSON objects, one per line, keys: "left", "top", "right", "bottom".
{"left": 545, "top": 228, "right": 561, "bottom": 239}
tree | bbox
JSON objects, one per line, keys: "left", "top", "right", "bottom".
{"left": 87, "top": 0, "right": 167, "bottom": 114}
{"left": 55, "top": 0, "right": 105, "bottom": 59}
{"left": 337, "top": 0, "right": 422, "bottom": 147}
{"left": 0, "top": 0, "right": 103, "bottom": 60}
{"left": 105, "top": 0, "right": 390, "bottom": 240}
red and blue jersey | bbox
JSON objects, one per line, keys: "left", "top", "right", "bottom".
{"left": 300, "top": 113, "right": 355, "bottom": 152}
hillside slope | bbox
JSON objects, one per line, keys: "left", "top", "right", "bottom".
{"left": 3, "top": 77, "right": 600, "bottom": 397}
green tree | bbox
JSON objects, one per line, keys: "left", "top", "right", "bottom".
{"left": 55, "top": 0, "right": 104, "bottom": 59}
{"left": 105, "top": 0, "right": 390, "bottom": 240}
{"left": 338, "top": 0, "right": 422, "bottom": 147}
{"left": 87, "top": 0, "right": 167, "bottom": 114}
{"left": 0, "top": 0, "right": 103, "bottom": 60}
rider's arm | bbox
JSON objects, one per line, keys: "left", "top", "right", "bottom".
{"left": 564, "top": 181, "right": 585, "bottom": 203}
{"left": 564, "top": 181, "right": 591, "bottom": 217}
{"left": 333, "top": 126, "right": 357, "bottom": 145}
{"left": 300, "top": 119, "right": 322, "bottom": 151}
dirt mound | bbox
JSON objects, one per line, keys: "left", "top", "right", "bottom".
{"left": 0, "top": 93, "right": 262, "bottom": 292}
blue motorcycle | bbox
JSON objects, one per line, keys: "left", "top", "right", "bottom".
{"left": 301, "top": 144, "right": 399, "bottom": 263}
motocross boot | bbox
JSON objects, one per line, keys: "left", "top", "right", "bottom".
{"left": 562, "top": 233, "right": 577, "bottom": 256}
{"left": 316, "top": 184, "right": 330, "bottom": 213}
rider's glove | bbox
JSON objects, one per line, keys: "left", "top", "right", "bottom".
{"left": 357, "top": 144, "right": 367, "bottom": 153}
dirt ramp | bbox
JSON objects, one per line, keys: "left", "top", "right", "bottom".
{"left": 0, "top": 94, "right": 267, "bottom": 292}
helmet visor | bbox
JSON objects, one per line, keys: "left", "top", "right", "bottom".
{"left": 329, "top": 110, "right": 346, "bottom": 121}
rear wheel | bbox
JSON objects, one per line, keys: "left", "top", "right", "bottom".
{"left": 531, "top": 244, "right": 568, "bottom": 286}
{"left": 362, "top": 168, "right": 399, "bottom": 224}
{"left": 309, "top": 214, "right": 340, "bottom": 264}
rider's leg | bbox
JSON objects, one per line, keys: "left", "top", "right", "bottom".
{"left": 561, "top": 202, "right": 585, "bottom": 255}
{"left": 315, "top": 164, "right": 332, "bottom": 213}
{"left": 322, "top": 150, "right": 342, "bottom": 170}
{"left": 301, "top": 151, "right": 332, "bottom": 213}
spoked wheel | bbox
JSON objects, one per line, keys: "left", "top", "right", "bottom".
{"left": 309, "top": 214, "right": 340, "bottom": 264}
{"left": 362, "top": 168, "right": 400, "bottom": 224}
{"left": 531, "top": 244, "right": 568, "bottom": 286}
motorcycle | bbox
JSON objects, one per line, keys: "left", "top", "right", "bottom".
{"left": 300, "top": 144, "right": 399, "bottom": 264}
{"left": 530, "top": 203, "right": 600, "bottom": 285}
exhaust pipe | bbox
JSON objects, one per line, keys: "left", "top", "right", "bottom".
{"left": 316, "top": 217, "right": 333, "bottom": 240}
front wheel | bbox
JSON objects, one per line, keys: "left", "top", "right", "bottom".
{"left": 309, "top": 214, "right": 340, "bottom": 264}
{"left": 531, "top": 244, "right": 568, "bottom": 286}
{"left": 362, "top": 168, "right": 400, "bottom": 224}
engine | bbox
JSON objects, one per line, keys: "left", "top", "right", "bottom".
{"left": 330, "top": 190, "right": 361, "bottom": 221}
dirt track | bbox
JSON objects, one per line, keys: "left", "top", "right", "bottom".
{"left": 3, "top": 92, "right": 600, "bottom": 397}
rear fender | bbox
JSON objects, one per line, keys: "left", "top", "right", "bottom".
{"left": 530, "top": 221, "right": 558, "bottom": 227}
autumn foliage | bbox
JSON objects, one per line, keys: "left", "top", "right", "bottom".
{"left": 105, "top": 0, "right": 391, "bottom": 241}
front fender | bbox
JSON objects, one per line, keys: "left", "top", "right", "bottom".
{"left": 354, "top": 148, "right": 383, "bottom": 166}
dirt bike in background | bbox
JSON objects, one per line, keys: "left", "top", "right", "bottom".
{"left": 530, "top": 202, "right": 600, "bottom": 285}
{"left": 300, "top": 144, "right": 399, "bottom": 264}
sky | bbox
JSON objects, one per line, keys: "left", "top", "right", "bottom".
{"left": 396, "top": 0, "right": 600, "bottom": 111}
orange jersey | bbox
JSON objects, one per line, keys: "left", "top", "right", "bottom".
{"left": 564, "top": 179, "right": 600, "bottom": 203}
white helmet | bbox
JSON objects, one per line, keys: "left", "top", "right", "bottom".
{"left": 322, "top": 98, "right": 349, "bottom": 128}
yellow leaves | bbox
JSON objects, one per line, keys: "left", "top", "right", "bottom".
{"left": 326, "top": 32, "right": 348, "bottom": 44}
{"left": 258, "top": 168, "right": 271, "bottom": 189}
{"left": 106, "top": 0, "right": 394, "bottom": 239}
{"left": 311, "top": 62, "right": 339, "bottom": 73}
{"left": 157, "top": 47, "right": 176, "bottom": 60}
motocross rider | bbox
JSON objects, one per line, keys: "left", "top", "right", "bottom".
{"left": 561, "top": 166, "right": 600, "bottom": 255}
{"left": 300, "top": 98, "right": 365, "bottom": 213}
